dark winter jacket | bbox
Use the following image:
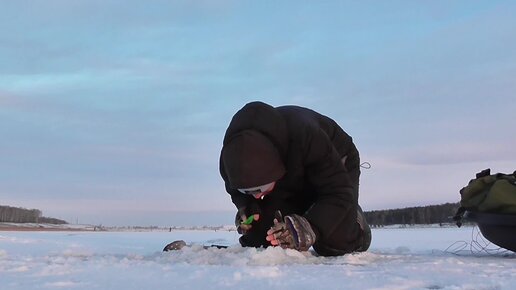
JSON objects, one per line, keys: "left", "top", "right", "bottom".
{"left": 220, "top": 101, "right": 360, "bottom": 241}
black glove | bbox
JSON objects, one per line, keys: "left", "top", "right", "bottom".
{"left": 267, "top": 211, "right": 316, "bottom": 251}
{"left": 235, "top": 207, "right": 259, "bottom": 235}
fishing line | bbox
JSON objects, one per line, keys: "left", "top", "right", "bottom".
{"left": 444, "top": 226, "right": 513, "bottom": 257}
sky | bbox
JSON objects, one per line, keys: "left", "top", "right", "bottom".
{"left": 1, "top": 0, "right": 515, "bottom": 226}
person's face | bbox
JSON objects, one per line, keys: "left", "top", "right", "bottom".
{"left": 238, "top": 181, "right": 276, "bottom": 200}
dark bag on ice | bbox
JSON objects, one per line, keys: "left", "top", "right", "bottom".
{"left": 453, "top": 168, "right": 516, "bottom": 252}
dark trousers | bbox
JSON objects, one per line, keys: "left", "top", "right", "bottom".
{"left": 312, "top": 205, "right": 371, "bottom": 256}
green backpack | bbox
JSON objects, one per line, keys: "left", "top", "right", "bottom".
{"left": 454, "top": 169, "right": 516, "bottom": 226}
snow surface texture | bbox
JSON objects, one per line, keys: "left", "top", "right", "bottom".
{"left": 1, "top": 227, "right": 515, "bottom": 290}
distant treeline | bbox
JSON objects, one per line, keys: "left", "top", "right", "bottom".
{"left": 364, "top": 202, "right": 460, "bottom": 227}
{"left": 0, "top": 205, "right": 67, "bottom": 224}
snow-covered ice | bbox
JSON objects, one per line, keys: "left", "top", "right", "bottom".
{"left": 1, "top": 227, "right": 514, "bottom": 290}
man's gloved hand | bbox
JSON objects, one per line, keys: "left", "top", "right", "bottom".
{"left": 235, "top": 207, "right": 260, "bottom": 235}
{"left": 266, "top": 211, "right": 316, "bottom": 251}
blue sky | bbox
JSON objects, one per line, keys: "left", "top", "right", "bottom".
{"left": 1, "top": 1, "right": 515, "bottom": 226}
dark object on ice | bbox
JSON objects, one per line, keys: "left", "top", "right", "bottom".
{"left": 163, "top": 240, "right": 187, "bottom": 251}
{"left": 454, "top": 168, "right": 516, "bottom": 252}
{"left": 464, "top": 211, "right": 516, "bottom": 252}
{"left": 163, "top": 240, "right": 229, "bottom": 251}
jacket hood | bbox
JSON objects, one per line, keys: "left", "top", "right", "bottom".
{"left": 223, "top": 102, "right": 288, "bottom": 157}
{"left": 221, "top": 102, "right": 288, "bottom": 188}
{"left": 221, "top": 130, "right": 286, "bottom": 188}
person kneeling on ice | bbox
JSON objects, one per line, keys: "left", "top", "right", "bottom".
{"left": 220, "top": 101, "right": 372, "bottom": 256}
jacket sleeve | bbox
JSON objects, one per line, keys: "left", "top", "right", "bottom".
{"left": 302, "top": 127, "right": 358, "bottom": 240}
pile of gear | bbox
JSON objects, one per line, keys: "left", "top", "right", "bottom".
{"left": 454, "top": 169, "right": 516, "bottom": 252}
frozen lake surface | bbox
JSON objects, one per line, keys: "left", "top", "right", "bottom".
{"left": 1, "top": 226, "right": 515, "bottom": 290}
